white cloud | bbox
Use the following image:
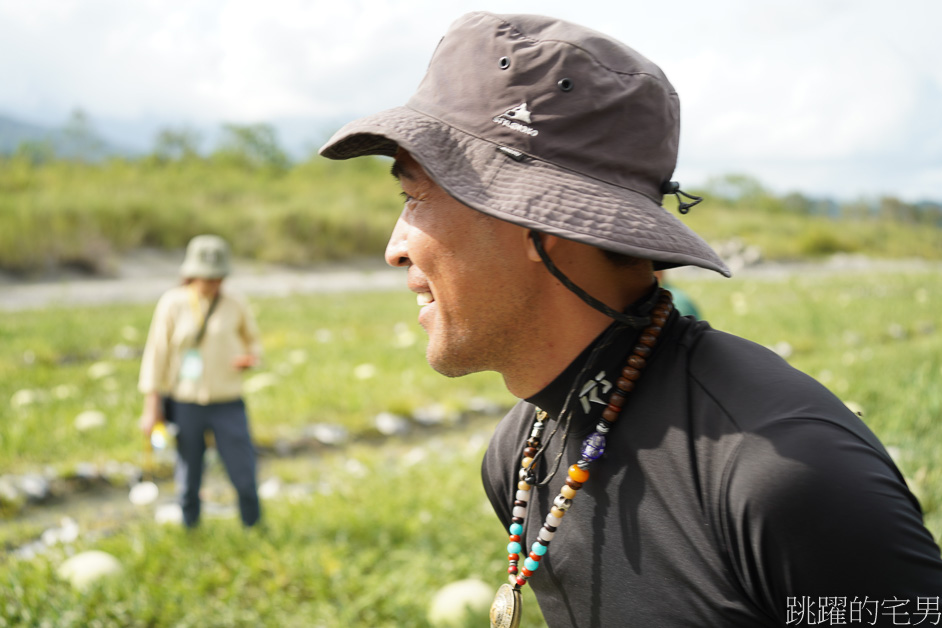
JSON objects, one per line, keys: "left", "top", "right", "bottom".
{"left": 0, "top": 0, "right": 939, "bottom": 200}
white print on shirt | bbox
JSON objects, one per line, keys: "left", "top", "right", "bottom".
{"left": 579, "top": 371, "right": 613, "bottom": 413}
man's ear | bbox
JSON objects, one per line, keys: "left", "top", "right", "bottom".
{"left": 524, "top": 230, "right": 560, "bottom": 262}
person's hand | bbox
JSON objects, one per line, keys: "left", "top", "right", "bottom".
{"left": 139, "top": 411, "right": 159, "bottom": 436}
{"left": 232, "top": 354, "right": 258, "bottom": 370}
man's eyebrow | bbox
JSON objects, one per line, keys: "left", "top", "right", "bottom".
{"left": 390, "top": 159, "right": 416, "bottom": 182}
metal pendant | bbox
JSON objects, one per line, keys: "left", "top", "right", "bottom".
{"left": 490, "top": 583, "right": 522, "bottom": 628}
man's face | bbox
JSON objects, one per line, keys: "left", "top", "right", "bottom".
{"left": 385, "top": 151, "right": 538, "bottom": 378}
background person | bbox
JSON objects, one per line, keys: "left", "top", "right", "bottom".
{"left": 139, "top": 234, "right": 262, "bottom": 528}
{"left": 319, "top": 12, "right": 942, "bottom": 627}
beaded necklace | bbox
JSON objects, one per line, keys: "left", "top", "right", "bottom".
{"left": 489, "top": 289, "right": 674, "bottom": 628}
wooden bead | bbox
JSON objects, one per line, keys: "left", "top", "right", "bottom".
{"left": 615, "top": 377, "right": 635, "bottom": 393}
{"left": 621, "top": 366, "right": 641, "bottom": 381}
{"left": 639, "top": 333, "right": 657, "bottom": 347}
{"left": 602, "top": 406, "right": 620, "bottom": 422}
{"left": 523, "top": 447, "right": 538, "bottom": 458}
{"left": 565, "top": 477, "right": 583, "bottom": 490}
{"left": 628, "top": 355, "right": 646, "bottom": 369}
{"left": 634, "top": 345, "right": 652, "bottom": 358}
{"left": 608, "top": 391, "right": 626, "bottom": 408}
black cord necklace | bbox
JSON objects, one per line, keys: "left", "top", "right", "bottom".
{"left": 489, "top": 288, "right": 675, "bottom": 628}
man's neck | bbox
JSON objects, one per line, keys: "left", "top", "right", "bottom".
{"left": 500, "top": 306, "right": 619, "bottom": 399}
{"left": 499, "top": 277, "right": 657, "bottom": 398}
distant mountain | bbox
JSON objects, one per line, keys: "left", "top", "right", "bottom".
{"left": 0, "top": 114, "right": 53, "bottom": 152}
{"left": 0, "top": 112, "right": 133, "bottom": 159}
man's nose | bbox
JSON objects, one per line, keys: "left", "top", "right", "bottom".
{"left": 384, "top": 213, "right": 411, "bottom": 268}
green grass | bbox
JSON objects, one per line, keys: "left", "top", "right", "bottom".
{"left": 0, "top": 289, "right": 514, "bottom": 474}
{"left": 0, "top": 156, "right": 403, "bottom": 274}
{"left": 2, "top": 155, "right": 941, "bottom": 276}
{"left": 2, "top": 269, "right": 941, "bottom": 626}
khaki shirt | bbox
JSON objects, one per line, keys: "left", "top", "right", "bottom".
{"left": 138, "top": 284, "right": 262, "bottom": 404}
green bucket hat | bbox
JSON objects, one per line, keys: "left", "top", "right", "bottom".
{"left": 180, "top": 235, "right": 231, "bottom": 279}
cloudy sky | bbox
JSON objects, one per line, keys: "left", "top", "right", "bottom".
{"left": 1, "top": 0, "right": 940, "bottom": 201}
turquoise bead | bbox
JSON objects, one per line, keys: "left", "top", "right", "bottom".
{"left": 524, "top": 557, "right": 540, "bottom": 572}
{"left": 507, "top": 541, "right": 522, "bottom": 554}
{"left": 509, "top": 523, "right": 523, "bottom": 536}
{"left": 531, "top": 542, "right": 547, "bottom": 556}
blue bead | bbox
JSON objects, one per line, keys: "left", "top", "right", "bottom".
{"left": 509, "top": 523, "right": 523, "bottom": 536}
{"left": 507, "top": 541, "right": 522, "bottom": 554}
{"left": 531, "top": 542, "right": 547, "bottom": 556}
{"left": 524, "top": 557, "right": 540, "bottom": 572}
{"left": 581, "top": 431, "right": 607, "bottom": 461}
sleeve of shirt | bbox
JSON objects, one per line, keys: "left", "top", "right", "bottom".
{"left": 234, "top": 293, "right": 262, "bottom": 360}
{"left": 138, "top": 291, "right": 176, "bottom": 394}
{"left": 482, "top": 402, "right": 535, "bottom": 530}
{"left": 721, "top": 418, "right": 942, "bottom": 619}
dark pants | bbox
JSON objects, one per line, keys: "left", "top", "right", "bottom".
{"left": 170, "top": 398, "right": 260, "bottom": 527}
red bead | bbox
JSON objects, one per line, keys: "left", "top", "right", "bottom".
{"left": 529, "top": 552, "right": 542, "bottom": 562}
{"left": 509, "top": 535, "right": 520, "bottom": 543}
{"left": 516, "top": 576, "right": 527, "bottom": 586}
{"left": 565, "top": 477, "right": 583, "bottom": 490}
{"left": 523, "top": 447, "right": 538, "bottom": 458}
{"left": 521, "top": 568, "right": 533, "bottom": 578}
{"left": 508, "top": 553, "right": 519, "bottom": 561}
{"left": 508, "top": 566, "right": 518, "bottom": 574}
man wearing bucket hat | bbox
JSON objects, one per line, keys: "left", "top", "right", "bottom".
{"left": 139, "top": 234, "right": 262, "bottom": 528}
{"left": 321, "top": 12, "right": 942, "bottom": 627}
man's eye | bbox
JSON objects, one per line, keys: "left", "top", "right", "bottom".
{"left": 400, "top": 191, "right": 415, "bottom": 203}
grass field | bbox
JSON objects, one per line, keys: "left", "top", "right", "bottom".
{"left": 2, "top": 154, "right": 941, "bottom": 278}
{"left": 2, "top": 267, "right": 941, "bottom": 626}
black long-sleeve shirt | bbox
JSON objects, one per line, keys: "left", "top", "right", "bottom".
{"left": 482, "top": 313, "right": 942, "bottom": 627}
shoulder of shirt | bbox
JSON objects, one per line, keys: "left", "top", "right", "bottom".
{"left": 156, "top": 284, "right": 190, "bottom": 307}
{"left": 668, "top": 316, "right": 865, "bottom": 438}
{"left": 219, "top": 289, "right": 252, "bottom": 309}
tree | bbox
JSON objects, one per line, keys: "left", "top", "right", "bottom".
{"left": 152, "top": 127, "right": 202, "bottom": 161}
{"left": 212, "top": 123, "right": 289, "bottom": 171}
{"left": 60, "top": 108, "right": 105, "bottom": 161}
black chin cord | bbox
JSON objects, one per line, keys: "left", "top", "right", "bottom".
{"left": 529, "top": 231, "right": 658, "bottom": 328}
{"left": 525, "top": 231, "right": 664, "bottom": 486}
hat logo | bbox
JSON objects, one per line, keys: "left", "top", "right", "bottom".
{"left": 502, "top": 103, "right": 532, "bottom": 124}
{"left": 492, "top": 102, "right": 539, "bottom": 137}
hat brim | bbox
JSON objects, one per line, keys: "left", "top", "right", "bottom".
{"left": 321, "top": 106, "right": 730, "bottom": 277}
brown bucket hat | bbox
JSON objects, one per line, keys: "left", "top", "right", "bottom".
{"left": 320, "top": 11, "right": 730, "bottom": 277}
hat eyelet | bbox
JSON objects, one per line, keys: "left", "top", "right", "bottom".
{"left": 498, "top": 56, "right": 511, "bottom": 70}
{"left": 557, "top": 78, "right": 574, "bottom": 92}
